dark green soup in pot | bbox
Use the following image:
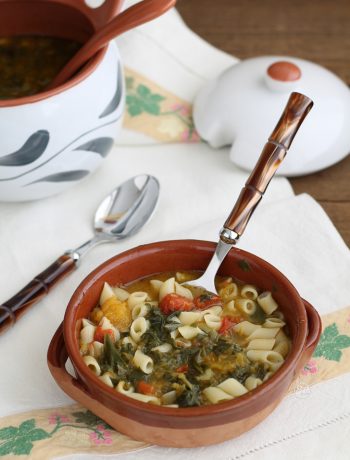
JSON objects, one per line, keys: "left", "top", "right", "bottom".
{"left": 0, "top": 36, "right": 81, "bottom": 100}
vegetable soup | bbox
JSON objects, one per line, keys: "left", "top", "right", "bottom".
{"left": 79, "top": 272, "right": 291, "bottom": 407}
{"left": 0, "top": 36, "right": 81, "bottom": 99}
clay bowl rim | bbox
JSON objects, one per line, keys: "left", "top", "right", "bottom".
{"left": 0, "top": 2, "right": 109, "bottom": 109}
{"left": 63, "top": 239, "right": 308, "bottom": 419}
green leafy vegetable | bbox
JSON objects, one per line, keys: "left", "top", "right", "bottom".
{"left": 213, "top": 339, "right": 238, "bottom": 356}
{"left": 176, "top": 385, "right": 201, "bottom": 407}
{"left": 254, "top": 363, "right": 268, "bottom": 381}
{"left": 230, "top": 366, "right": 252, "bottom": 384}
{"left": 101, "top": 334, "right": 127, "bottom": 375}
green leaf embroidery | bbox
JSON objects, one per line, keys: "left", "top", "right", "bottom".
{"left": 238, "top": 259, "right": 251, "bottom": 272}
{"left": 125, "top": 95, "right": 143, "bottom": 117}
{"left": 136, "top": 84, "right": 151, "bottom": 97}
{"left": 126, "top": 84, "right": 165, "bottom": 117}
{"left": 125, "top": 76, "right": 134, "bottom": 90}
{"left": 72, "top": 410, "right": 111, "bottom": 429}
{"left": 313, "top": 323, "right": 350, "bottom": 362}
{"left": 0, "top": 419, "right": 50, "bottom": 456}
{"left": 18, "top": 420, "right": 35, "bottom": 432}
{"left": 0, "top": 427, "right": 17, "bottom": 440}
{"left": 333, "top": 335, "right": 350, "bottom": 348}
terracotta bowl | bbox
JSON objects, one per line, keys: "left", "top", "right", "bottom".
{"left": 47, "top": 240, "right": 321, "bottom": 447}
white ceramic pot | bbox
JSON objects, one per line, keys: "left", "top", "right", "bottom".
{"left": 0, "top": 41, "right": 124, "bottom": 202}
{"left": 193, "top": 56, "right": 350, "bottom": 176}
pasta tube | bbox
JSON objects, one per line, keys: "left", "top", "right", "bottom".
{"left": 83, "top": 356, "right": 101, "bottom": 376}
{"left": 217, "top": 378, "right": 248, "bottom": 397}
{"left": 236, "top": 299, "right": 257, "bottom": 316}
{"left": 178, "top": 325, "right": 203, "bottom": 339}
{"left": 203, "top": 313, "right": 222, "bottom": 330}
{"left": 133, "top": 349, "right": 154, "bottom": 374}
{"left": 203, "top": 387, "right": 233, "bottom": 404}
{"left": 245, "top": 376, "right": 263, "bottom": 391}
{"left": 247, "top": 350, "right": 284, "bottom": 371}
{"left": 128, "top": 292, "right": 148, "bottom": 310}
{"left": 159, "top": 277, "right": 176, "bottom": 301}
{"left": 257, "top": 292, "right": 278, "bottom": 315}
{"left": 247, "top": 338, "right": 275, "bottom": 350}
{"left": 99, "top": 282, "right": 115, "bottom": 305}
{"left": 113, "top": 286, "right": 130, "bottom": 301}
{"left": 130, "top": 317, "right": 149, "bottom": 343}
{"left": 241, "top": 284, "right": 259, "bottom": 300}
{"left": 179, "top": 311, "right": 203, "bottom": 325}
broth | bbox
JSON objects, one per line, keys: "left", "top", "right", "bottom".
{"left": 0, "top": 36, "right": 81, "bottom": 99}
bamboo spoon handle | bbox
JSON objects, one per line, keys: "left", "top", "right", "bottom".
{"left": 222, "top": 92, "right": 313, "bottom": 240}
{"left": 0, "top": 253, "right": 77, "bottom": 335}
{"left": 49, "top": 0, "right": 176, "bottom": 89}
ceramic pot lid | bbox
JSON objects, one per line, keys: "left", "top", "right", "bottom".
{"left": 193, "top": 56, "right": 350, "bottom": 176}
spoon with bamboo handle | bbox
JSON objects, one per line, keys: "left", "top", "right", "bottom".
{"left": 48, "top": 0, "right": 176, "bottom": 90}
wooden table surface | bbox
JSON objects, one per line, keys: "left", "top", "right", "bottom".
{"left": 177, "top": 0, "right": 350, "bottom": 247}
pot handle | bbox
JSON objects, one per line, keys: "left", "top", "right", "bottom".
{"left": 57, "top": 0, "right": 123, "bottom": 29}
{"left": 295, "top": 300, "right": 321, "bottom": 373}
{"left": 47, "top": 323, "right": 90, "bottom": 400}
{"left": 303, "top": 299, "right": 322, "bottom": 352}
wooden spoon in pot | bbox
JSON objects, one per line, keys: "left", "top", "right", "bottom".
{"left": 48, "top": 0, "right": 176, "bottom": 89}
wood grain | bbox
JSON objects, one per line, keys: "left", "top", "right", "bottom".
{"left": 177, "top": 0, "right": 350, "bottom": 247}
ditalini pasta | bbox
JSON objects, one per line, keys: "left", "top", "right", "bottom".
{"left": 80, "top": 272, "right": 291, "bottom": 407}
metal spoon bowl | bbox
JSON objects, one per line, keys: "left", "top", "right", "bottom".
{"left": 0, "top": 174, "right": 159, "bottom": 334}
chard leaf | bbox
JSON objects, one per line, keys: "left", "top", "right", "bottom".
{"left": 102, "top": 334, "right": 127, "bottom": 372}
{"left": 177, "top": 385, "right": 201, "bottom": 407}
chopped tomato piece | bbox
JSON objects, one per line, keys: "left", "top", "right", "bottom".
{"left": 159, "top": 293, "right": 194, "bottom": 315}
{"left": 137, "top": 381, "right": 155, "bottom": 395}
{"left": 194, "top": 293, "right": 222, "bottom": 310}
{"left": 176, "top": 364, "right": 189, "bottom": 373}
{"left": 218, "top": 316, "right": 242, "bottom": 335}
{"left": 94, "top": 326, "right": 114, "bottom": 343}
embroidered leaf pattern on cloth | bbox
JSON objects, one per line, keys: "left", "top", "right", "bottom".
{"left": 124, "top": 74, "right": 200, "bottom": 142}
{"left": 313, "top": 323, "right": 350, "bottom": 362}
{"left": 126, "top": 83, "right": 165, "bottom": 116}
{"left": 0, "top": 419, "right": 49, "bottom": 456}
{"left": 72, "top": 411, "right": 111, "bottom": 429}
{"left": 0, "top": 410, "right": 116, "bottom": 457}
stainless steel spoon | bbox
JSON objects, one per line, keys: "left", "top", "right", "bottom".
{"left": 0, "top": 174, "right": 159, "bottom": 334}
{"left": 184, "top": 92, "right": 313, "bottom": 293}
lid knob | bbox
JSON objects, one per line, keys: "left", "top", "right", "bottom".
{"left": 265, "top": 61, "right": 302, "bottom": 92}
{"left": 267, "top": 61, "right": 301, "bottom": 81}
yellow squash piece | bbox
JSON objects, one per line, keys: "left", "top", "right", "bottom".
{"left": 90, "top": 307, "right": 103, "bottom": 324}
{"left": 101, "top": 296, "right": 131, "bottom": 332}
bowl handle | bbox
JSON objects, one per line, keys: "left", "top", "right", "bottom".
{"left": 299, "top": 299, "right": 322, "bottom": 367}
{"left": 47, "top": 323, "right": 92, "bottom": 403}
{"left": 55, "top": 0, "right": 123, "bottom": 29}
